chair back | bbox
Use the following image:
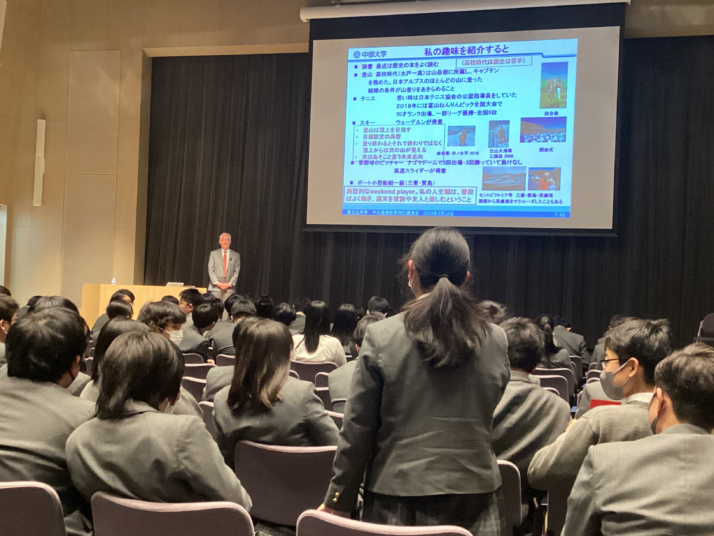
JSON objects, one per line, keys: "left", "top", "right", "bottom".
{"left": 546, "top": 486, "right": 570, "bottom": 536}
{"left": 213, "top": 345, "right": 235, "bottom": 360}
{"left": 536, "top": 376, "right": 569, "bottom": 402}
{"left": 543, "top": 386, "right": 560, "bottom": 397}
{"left": 91, "top": 491, "right": 254, "bottom": 536}
{"left": 533, "top": 367, "right": 575, "bottom": 395}
{"left": 290, "top": 361, "right": 338, "bottom": 384}
{"left": 0, "top": 482, "right": 67, "bottom": 536}
{"left": 315, "top": 387, "right": 332, "bottom": 411}
{"left": 198, "top": 401, "right": 216, "bottom": 439}
{"left": 181, "top": 377, "right": 206, "bottom": 403}
{"left": 314, "top": 372, "right": 329, "bottom": 388}
{"left": 586, "top": 377, "right": 600, "bottom": 384}
{"left": 181, "top": 353, "right": 204, "bottom": 365}
{"left": 586, "top": 369, "right": 601, "bottom": 381}
{"left": 216, "top": 354, "right": 235, "bottom": 367}
{"left": 326, "top": 410, "right": 343, "bottom": 429}
{"left": 233, "top": 440, "right": 337, "bottom": 526}
{"left": 498, "top": 460, "right": 525, "bottom": 533}
{"left": 297, "top": 509, "right": 472, "bottom": 536}
{"left": 183, "top": 363, "right": 215, "bottom": 380}
{"left": 85, "top": 357, "right": 94, "bottom": 378}
{"left": 289, "top": 369, "right": 300, "bottom": 379}
{"left": 568, "top": 355, "right": 583, "bottom": 381}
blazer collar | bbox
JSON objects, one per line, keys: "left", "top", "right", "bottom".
{"left": 660, "top": 423, "right": 712, "bottom": 436}
{"left": 122, "top": 399, "right": 160, "bottom": 417}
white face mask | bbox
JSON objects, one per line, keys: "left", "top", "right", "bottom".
{"left": 168, "top": 330, "right": 183, "bottom": 346}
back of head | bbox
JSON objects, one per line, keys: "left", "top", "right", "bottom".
{"left": 0, "top": 295, "right": 19, "bottom": 323}
{"left": 350, "top": 312, "right": 385, "bottom": 359}
{"left": 93, "top": 319, "right": 150, "bottom": 381}
{"left": 694, "top": 313, "right": 714, "bottom": 346}
{"left": 303, "top": 300, "right": 331, "bottom": 353}
{"left": 293, "top": 297, "right": 311, "bottom": 314}
{"left": 30, "top": 295, "right": 80, "bottom": 315}
{"left": 7, "top": 308, "right": 88, "bottom": 382}
{"left": 179, "top": 288, "right": 204, "bottom": 309}
{"left": 553, "top": 315, "right": 570, "bottom": 328}
{"left": 254, "top": 295, "right": 275, "bottom": 319}
{"left": 655, "top": 342, "right": 714, "bottom": 430}
{"left": 534, "top": 314, "right": 559, "bottom": 354}
{"left": 604, "top": 318, "right": 672, "bottom": 384}
{"left": 106, "top": 300, "right": 133, "bottom": 320}
{"left": 274, "top": 302, "right": 296, "bottom": 327}
{"left": 228, "top": 318, "right": 293, "bottom": 413}
{"left": 331, "top": 303, "right": 359, "bottom": 346}
{"left": 480, "top": 300, "right": 509, "bottom": 325}
{"left": 231, "top": 299, "right": 256, "bottom": 321}
{"left": 367, "top": 296, "right": 390, "bottom": 314}
{"left": 137, "top": 301, "right": 186, "bottom": 331}
{"left": 193, "top": 303, "right": 219, "bottom": 330}
{"left": 202, "top": 292, "right": 224, "bottom": 318}
{"left": 224, "top": 293, "right": 243, "bottom": 317}
{"left": 161, "top": 295, "right": 179, "bottom": 305}
{"left": 96, "top": 331, "right": 184, "bottom": 419}
{"left": 0, "top": 285, "right": 11, "bottom": 296}
{"left": 402, "top": 227, "right": 488, "bottom": 368}
{"left": 110, "top": 289, "right": 135, "bottom": 304}
{"left": 501, "top": 317, "right": 546, "bottom": 372}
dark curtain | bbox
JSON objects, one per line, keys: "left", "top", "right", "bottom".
{"left": 145, "top": 37, "right": 714, "bottom": 348}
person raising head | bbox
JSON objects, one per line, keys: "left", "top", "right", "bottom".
{"left": 213, "top": 317, "right": 338, "bottom": 467}
{"left": 321, "top": 227, "right": 510, "bottom": 535}
{"left": 292, "top": 300, "right": 346, "bottom": 367}
{"left": 66, "top": 331, "right": 251, "bottom": 509}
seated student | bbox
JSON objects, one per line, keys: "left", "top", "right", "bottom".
{"left": 330, "top": 304, "right": 359, "bottom": 354}
{"left": 563, "top": 343, "right": 714, "bottom": 535}
{"left": 553, "top": 315, "right": 587, "bottom": 361}
{"left": 105, "top": 300, "right": 132, "bottom": 321}
{"left": 67, "top": 331, "right": 251, "bottom": 509}
{"left": 274, "top": 302, "right": 296, "bottom": 328}
{"left": 328, "top": 313, "right": 384, "bottom": 414}
{"left": 289, "top": 297, "right": 311, "bottom": 334}
{"left": 161, "top": 295, "right": 179, "bottom": 305}
{"left": 90, "top": 289, "right": 135, "bottom": 335}
{"left": 254, "top": 295, "right": 274, "bottom": 319}
{"left": 0, "top": 308, "right": 95, "bottom": 536}
{"left": 575, "top": 379, "right": 619, "bottom": 418}
{"left": 366, "top": 295, "right": 390, "bottom": 315}
{"left": 479, "top": 300, "right": 509, "bottom": 325}
{"left": 182, "top": 303, "right": 217, "bottom": 360}
{"left": 492, "top": 318, "right": 571, "bottom": 481}
{"left": 292, "top": 301, "right": 346, "bottom": 367}
{"left": 213, "top": 318, "right": 339, "bottom": 467}
{"left": 202, "top": 292, "right": 225, "bottom": 322}
{"left": 15, "top": 295, "right": 40, "bottom": 321}
{"left": 528, "top": 317, "right": 672, "bottom": 492}
{"left": 0, "top": 295, "right": 19, "bottom": 366}
{"left": 534, "top": 314, "right": 574, "bottom": 372}
{"left": 209, "top": 299, "right": 256, "bottom": 356}
{"left": 178, "top": 288, "right": 203, "bottom": 328}
{"left": 591, "top": 314, "right": 628, "bottom": 369}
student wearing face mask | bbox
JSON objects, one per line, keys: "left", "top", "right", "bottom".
{"left": 563, "top": 342, "right": 714, "bottom": 535}
{"left": 528, "top": 317, "right": 672, "bottom": 493}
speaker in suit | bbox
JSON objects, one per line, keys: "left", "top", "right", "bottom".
{"left": 207, "top": 233, "right": 240, "bottom": 299}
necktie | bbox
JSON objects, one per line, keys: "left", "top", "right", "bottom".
{"left": 223, "top": 250, "right": 227, "bottom": 279}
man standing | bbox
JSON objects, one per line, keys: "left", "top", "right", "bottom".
{"left": 208, "top": 233, "right": 240, "bottom": 302}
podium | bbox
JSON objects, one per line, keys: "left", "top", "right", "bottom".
{"left": 81, "top": 284, "right": 206, "bottom": 327}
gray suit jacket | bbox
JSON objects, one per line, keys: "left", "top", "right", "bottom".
{"left": 289, "top": 314, "right": 306, "bottom": 335}
{"left": 207, "top": 321, "right": 236, "bottom": 356}
{"left": 207, "top": 248, "right": 240, "bottom": 292}
{"left": 492, "top": 371, "right": 571, "bottom": 480}
{"left": 0, "top": 371, "right": 95, "bottom": 536}
{"left": 553, "top": 325, "right": 587, "bottom": 358}
{"left": 203, "top": 366, "right": 233, "bottom": 403}
{"left": 213, "top": 376, "right": 339, "bottom": 467}
{"left": 179, "top": 324, "right": 209, "bottom": 359}
{"left": 563, "top": 424, "right": 714, "bottom": 536}
{"left": 325, "top": 314, "right": 510, "bottom": 512}
{"left": 575, "top": 380, "right": 619, "bottom": 418}
{"left": 66, "top": 400, "right": 251, "bottom": 509}
{"left": 327, "top": 360, "right": 357, "bottom": 414}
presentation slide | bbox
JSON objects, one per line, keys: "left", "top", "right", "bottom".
{"left": 308, "top": 27, "right": 620, "bottom": 231}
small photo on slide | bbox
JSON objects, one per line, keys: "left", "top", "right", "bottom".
{"left": 520, "top": 117, "right": 567, "bottom": 143}
{"left": 447, "top": 126, "right": 475, "bottom": 147}
{"left": 540, "top": 62, "right": 568, "bottom": 109}
{"left": 528, "top": 167, "right": 561, "bottom": 191}
{"left": 488, "top": 120, "right": 510, "bottom": 149}
{"left": 482, "top": 166, "right": 527, "bottom": 191}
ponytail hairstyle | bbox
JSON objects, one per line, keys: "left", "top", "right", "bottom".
{"left": 402, "top": 227, "right": 489, "bottom": 368}
{"left": 534, "top": 314, "right": 560, "bottom": 355}
{"left": 302, "top": 300, "right": 331, "bottom": 354}
{"left": 96, "top": 331, "right": 184, "bottom": 419}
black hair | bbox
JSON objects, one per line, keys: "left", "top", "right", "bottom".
{"left": 349, "top": 312, "right": 385, "bottom": 359}
{"left": 161, "top": 295, "right": 179, "bottom": 305}
{"left": 106, "top": 300, "right": 133, "bottom": 320}
{"left": 303, "top": 300, "right": 331, "bottom": 354}
{"left": 179, "top": 288, "right": 204, "bottom": 309}
{"left": 0, "top": 295, "right": 19, "bottom": 323}
{"left": 0, "top": 285, "right": 11, "bottom": 296}
{"left": 293, "top": 297, "right": 311, "bottom": 313}
{"left": 110, "top": 289, "right": 135, "bottom": 303}
{"left": 274, "top": 302, "right": 296, "bottom": 327}
{"left": 655, "top": 342, "right": 714, "bottom": 430}
{"left": 604, "top": 318, "right": 672, "bottom": 384}
{"left": 331, "top": 304, "right": 359, "bottom": 347}
{"left": 231, "top": 299, "right": 256, "bottom": 320}
{"left": 553, "top": 315, "right": 570, "bottom": 328}
{"left": 402, "top": 227, "right": 489, "bottom": 368}
{"left": 96, "top": 331, "right": 184, "bottom": 419}
{"left": 6, "top": 308, "right": 88, "bottom": 382}
{"left": 30, "top": 296, "right": 80, "bottom": 315}
{"left": 26, "top": 296, "right": 41, "bottom": 309}
{"left": 137, "top": 301, "right": 186, "bottom": 332}
{"left": 193, "top": 303, "right": 219, "bottom": 330}
{"left": 501, "top": 317, "right": 546, "bottom": 372}
{"left": 367, "top": 296, "right": 390, "bottom": 314}
{"left": 534, "top": 314, "right": 561, "bottom": 356}
{"left": 254, "top": 295, "right": 275, "bottom": 319}
{"left": 480, "top": 300, "right": 509, "bottom": 325}
{"left": 202, "top": 292, "right": 224, "bottom": 317}
{"left": 224, "top": 293, "right": 243, "bottom": 317}
{"left": 93, "top": 319, "right": 149, "bottom": 382}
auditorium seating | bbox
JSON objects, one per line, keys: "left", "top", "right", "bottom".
{"left": 315, "top": 371, "right": 330, "bottom": 388}
{"left": 497, "top": 460, "right": 526, "bottom": 534}
{"left": 181, "top": 377, "right": 205, "bottom": 402}
{"left": 533, "top": 367, "right": 575, "bottom": 395}
{"left": 198, "top": 401, "right": 216, "bottom": 440}
{"left": 215, "top": 354, "right": 235, "bottom": 367}
{"left": 290, "top": 361, "right": 338, "bottom": 384}
{"left": 181, "top": 353, "right": 204, "bottom": 365}
{"left": 0, "top": 482, "right": 66, "bottom": 536}
{"left": 182, "top": 363, "right": 215, "bottom": 380}
{"left": 536, "top": 375, "right": 569, "bottom": 402}
{"left": 315, "top": 387, "right": 332, "bottom": 411}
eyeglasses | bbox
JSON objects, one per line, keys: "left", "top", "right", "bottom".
{"left": 601, "top": 358, "right": 621, "bottom": 365}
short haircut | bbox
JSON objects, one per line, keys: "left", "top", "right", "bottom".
{"left": 224, "top": 293, "right": 243, "bottom": 316}
{"left": 6, "top": 308, "right": 88, "bottom": 382}
{"left": 254, "top": 295, "right": 275, "bottom": 319}
{"left": 137, "top": 301, "right": 186, "bottom": 331}
{"left": 161, "top": 295, "right": 180, "bottom": 305}
{"left": 93, "top": 318, "right": 149, "bottom": 382}
{"left": 480, "top": 300, "right": 509, "bottom": 325}
{"left": 110, "top": 289, "right": 135, "bottom": 303}
{"left": 274, "top": 302, "right": 296, "bottom": 327}
{"left": 202, "top": 292, "right": 224, "bottom": 317}
{"left": 193, "top": 303, "right": 219, "bottom": 330}
{"left": 106, "top": 300, "right": 133, "bottom": 320}
{"left": 179, "top": 288, "right": 204, "bottom": 308}
{"left": 500, "top": 317, "right": 546, "bottom": 371}
{"left": 553, "top": 315, "right": 570, "bottom": 328}
{"left": 0, "top": 285, "right": 11, "bottom": 296}
{"left": 29, "top": 295, "right": 80, "bottom": 315}
{"left": 367, "top": 295, "right": 390, "bottom": 314}
{"left": 96, "top": 331, "right": 184, "bottom": 419}
{"left": 655, "top": 342, "right": 714, "bottom": 430}
{"left": 293, "top": 297, "right": 311, "bottom": 313}
{"left": 604, "top": 318, "right": 672, "bottom": 384}
{"left": 352, "top": 313, "right": 385, "bottom": 347}
{"left": 0, "top": 295, "right": 19, "bottom": 323}
{"left": 231, "top": 299, "right": 256, "bottom": 320}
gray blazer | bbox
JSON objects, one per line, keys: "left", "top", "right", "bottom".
{"left": 207, "top": 321, "right": 236, "bottom": 355}
{"left": 207, "top": 248, "right": 240, "bottom": 292}
{"left": 289, "top": 314, "right": 306, "bottom": 335}
{"left": 563, "top": 424, "right": 714, "bottom": 535}
{"left": 492, "top": 370, "right": 571, "bottom": 480}
{"left": 325, "top": 314, "right": 510, "bottom": 512}
{"left": 0, "top": 371, "right": 95, "bottom": 536}
{"left": 213, "top": 376, "right": 339, "bottom": 467}
{"left": 575, "top": 380, "right": 619, "bottom": 418}
{"left": 66, "top": 400, "right": 251, "bottom": 509}
{"left": 203, "top": 366, "right": 233, "bottom": 402}
{"left": 327, "top": 360, "right": 357, "bottom": 414}
{"left": 553, "top": 325, "right": 587, "bottom": 358}
{"left": 179, "top": 324, "right": 209, "bottom": 359}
